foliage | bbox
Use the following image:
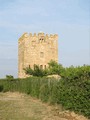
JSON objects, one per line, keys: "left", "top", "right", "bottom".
{"left": 24, "top": 60, "right": 65, "bottom": 77}
{"left": 47, "top": 60, "right": 65, "bottom": 75}
{"left": 0, "top": 85, "right": 3, "bottom": 92}
{"left": 24, "top": 64, "right": 48, "bottom": 77}
{"left": 6, "top": 75, "right": 14, "bottom": 80}
{"left": 61, "top": 65, "right": 90, "bottom": 80}
{"left": 0, "top": 64, "right": 90, "bottom": 118}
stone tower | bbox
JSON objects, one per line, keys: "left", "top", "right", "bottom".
{"left": 18, "top": 32, "right": 58, "bottom": 78}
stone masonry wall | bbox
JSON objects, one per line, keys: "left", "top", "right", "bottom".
{"left": 18, "top": 32, "right": 58, "bottom": 78}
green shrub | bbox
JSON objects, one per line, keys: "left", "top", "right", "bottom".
{"left": 0, "top": 64, "right": 90, "bottom": 118}
{"left": 0, "top": 85, "right": 3, "bottom": 92}
{"left": 24, "top": 60, "right": 64, "bottom": 77}
{"left": 24, "top": 65, "right": 48, "bottom": 77}
{"left": 6, "top": 75, "right": 14, "bottom": 80}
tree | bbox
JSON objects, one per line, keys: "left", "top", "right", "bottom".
{"left": 48, "top": 60, "right": 64, "bottom": 76}
{"left": 24, "top": 64, "right": 48, "bottom": 77}
{"left": 6, "top": 75, "right": 14, "bottom": 80}
{"left": 24, "top": 60, "right": 64, "bottom": 77}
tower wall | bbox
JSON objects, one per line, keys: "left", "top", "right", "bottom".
{"left": 18, "top": 32, "right": 58, "bottom": 78}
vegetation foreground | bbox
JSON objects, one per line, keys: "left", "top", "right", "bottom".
{"left": 0, "top": 62, "right": 90, "bottom": 119}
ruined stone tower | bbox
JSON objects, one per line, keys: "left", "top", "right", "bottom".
{"left": 18, "top": 32, "right": 58, "bottom": 78}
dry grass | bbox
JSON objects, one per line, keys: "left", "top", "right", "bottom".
{"left": 0, "top": 92, "right": 88, "bottom": 120}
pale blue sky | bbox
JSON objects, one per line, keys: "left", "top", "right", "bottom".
{"left": 0, "top": 0, "right": 90, "bottom": 78}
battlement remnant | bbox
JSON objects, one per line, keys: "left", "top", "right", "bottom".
{"left": 18, "top": 32, "right": 58, "bottom": 78}
{"left": 19, "top": 33, "right": 58, "bottom": 41}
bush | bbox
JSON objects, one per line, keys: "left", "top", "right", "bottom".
{"left": 6, "top": 75, "right": 14, "bottom": 80}
{"left": 0, "top": 64, "right": 90, "bottom": 118}
{"left": 0, "top": 85, "right": 3, "bottom": 92}
{"left": 24, "top": 65, "right": 48, "bottom": 77}
{"left": 24, "top": 60, "right": 65, "bottom": 77}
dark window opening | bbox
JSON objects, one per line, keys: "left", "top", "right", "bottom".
{"left": 39, "top": 36, "right": 45, "bottom": 42}
{"left": 40, "top": 52, "right": 44, "bottom": 57}
{"left": 29, "top": 65, "right": 30, "bottom": 68}
{"left": 40, "top": 65, "right": 43, "bottom": 69}
{"left": 45, "top": 65, "right": 46, "bottom": 69}
{"left": 34, "top": 64, "right": 36, "bottom": 70}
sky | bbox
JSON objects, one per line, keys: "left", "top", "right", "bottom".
{"left": 0, "top": 0, "right": 90, "bottom": 78}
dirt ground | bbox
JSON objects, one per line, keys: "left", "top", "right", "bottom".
{"left": 0, "top": 92, "right": 88, "bottom": 120}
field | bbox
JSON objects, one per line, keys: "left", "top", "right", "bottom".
{"left": 0, "top": 92, "right": 88, "bottom": 120}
